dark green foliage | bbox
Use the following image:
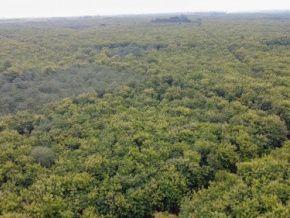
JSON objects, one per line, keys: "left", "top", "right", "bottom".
{"left": 31, "top": 146, "right": 55, "bottom": 167}
{"left": 0, "top": 65, "right": 143, "bottom": 115}
{"left": 3, "top": 60, "right": 12, "bottom": 69}
{"left": 94, "top": 43, "right": 167, "bottom": 57}
{"left": 266, "top": 37, "right": 290, "bottom": 46}
{"left": 152, "top": 15, "right": 191, "bottom": 23}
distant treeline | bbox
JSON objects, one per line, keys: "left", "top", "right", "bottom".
{"left": 152, "top": 15, "right": 191, "bottom": 23}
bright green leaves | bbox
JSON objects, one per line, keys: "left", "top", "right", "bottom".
{"left": 230, "top": 112, "right": 288, "bottom": 153}
{"left": 180, "top": 141, "right": 290, "bottom": 217}
{"left": 20, "top": 173, "right": 95, "bottom": 217}
{"left": 7, "top": 112, "right": 41, "bottom": 136}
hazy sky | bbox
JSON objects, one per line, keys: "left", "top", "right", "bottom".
{"left": 1, "top": 0, "right": 290, "bottom": 18}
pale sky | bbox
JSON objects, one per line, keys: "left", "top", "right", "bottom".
{"left": 1, "top": 0, "right": 290, "bottom": 18}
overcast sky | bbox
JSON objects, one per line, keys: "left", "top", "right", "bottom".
{"left": 1, "top": 0, "right": 290, "bottom": 18}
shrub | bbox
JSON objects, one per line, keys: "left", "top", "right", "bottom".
{"left": 31, "top": 146, "right": 55, "bottom": 167}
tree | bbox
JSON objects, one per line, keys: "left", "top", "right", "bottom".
{"left": 31, "top": 146, "right": 55, "bottom": 168}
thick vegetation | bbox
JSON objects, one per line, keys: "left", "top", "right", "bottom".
{"left": 0, "top": 13, "right": 290, "bottom": 217}
{"left": 180, "top": 141, "right": 290, "bottom": 217}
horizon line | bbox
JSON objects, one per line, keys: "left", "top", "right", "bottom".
{"left": 1, "top": 9, "right": 290, "bottom": 20}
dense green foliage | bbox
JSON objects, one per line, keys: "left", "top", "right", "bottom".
{"left": 180, "top": 141, "right": 290, "bottom": 217}
{"left": 31, "top": 146, "right": 55, "bottom": 167}
{"left": 0, "top": 13, "right": 289, "bottom": 217}
{"left": 0, "top": 65, "right": 143, "bottom": 115}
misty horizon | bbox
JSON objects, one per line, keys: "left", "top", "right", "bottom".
{"left": 1, "top": 10, "right": 290, "bottom": 20}
{"left": 1, "top": 0, "right": 290, "bottom": 19}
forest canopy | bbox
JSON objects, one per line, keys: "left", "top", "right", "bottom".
{"left": 0, "top": 13, "right": 290, "bottom": 217}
